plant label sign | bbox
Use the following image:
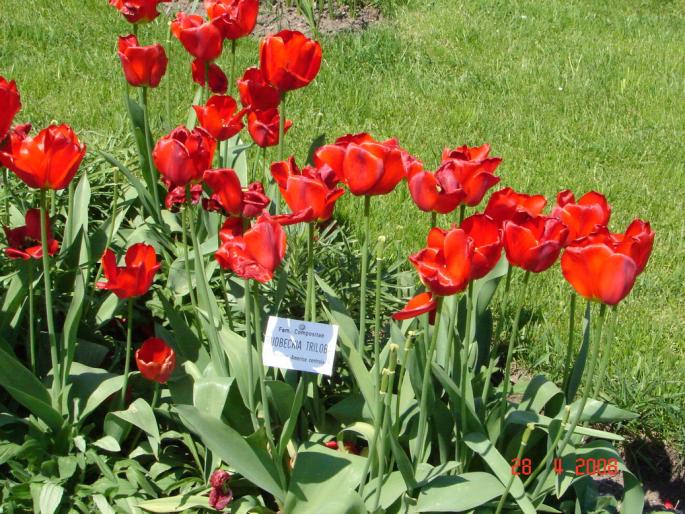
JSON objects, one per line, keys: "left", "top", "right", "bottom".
{"left": 263, "top": 316, "right": 339, "bottom": 376}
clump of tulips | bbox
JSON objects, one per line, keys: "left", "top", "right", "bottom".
{"left": 0, "top": 0, "right": 654, "bottom": 512}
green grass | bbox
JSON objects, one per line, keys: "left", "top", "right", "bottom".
{"left": 2, "top": 0, "right": 684, "bottom": 451}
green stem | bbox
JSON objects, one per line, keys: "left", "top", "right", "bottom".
{"left": 181, "top": 205, "right": 201, "bottom": 335}
{"left": 458, "top": 282, "right": 474, "bottom": 438}
{"left": 120, "top": 298, "right": 134, "bottom": 409}
{"left": 591, "top": 305, "right": 617, "bottom": 400}
{"left": 373, "top": 236, "right": 385, "bottom": 401}
{"left": 244, "top": 278, "right": 259, "bottom": 431}
{"left": 358, "top": 196, "right": 371, "bottom": 355}
{"left": 28, "top": 263, "right": 36, "bottom": 374}
{"left": 495, "top": 423, "right": 534, "bottom": 514}
{"left": 394, "top": 332, "right": 414, "bottom": 434}
{"left": 141, "top": 87, "right": 162, "bottom": 220}
{"left": 483, "top": 264, "right": 513, "bottom": 406}
{"left": 305, "top": 223, "right": 315, "bottom": 322}
{"left": 94, "top": 167, "right": 119, "bottom": 288}
{"left": 373, "top": 362, "right": 397, "bottom": 512}
{"left": 561, "top": 292, "right": 577, "bottom": 399}
{"left": 3, "top": 167, "right": 10, "bottom": 225}
{"left": 50, "top": 190, "right": 56, "bottom": 217}
{"left": 275, "top": 94, "right": 287, "bottom": 214}
{"left": 39, "top": 189, "right": 60, "bottom": 409}
{"left": 430, "top": 211, "right": 437, "bottom": 228}
{"left": 219, "top": 267, "right": 235, "bottom": 331}
{"left": 524, "top": 406, "right": 570, "bottom": 490}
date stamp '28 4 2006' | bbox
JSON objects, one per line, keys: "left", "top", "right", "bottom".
{"left": 511, "top": 457, "right": 620, "bottom": 477}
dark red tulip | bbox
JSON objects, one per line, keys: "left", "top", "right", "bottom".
{"left": 153, "top": 126, "right": 216, "bottom": 187}
{"left": 208, "top": 470, "right": 233, "bottom": 511}
{"left": 109, "top": 0, "right": 169, "bottom": 24}
{"left": 135, "top": 337, "right": 176, "bottom": 383}
{"left": 0, "top": 76, "right": 21, "bottom": 143}
{"left": 117, "top": 35, "right": 168, "bottom": 88}
{"left": 551, "top": 190, "right": 611, "bottom": 243}
{"left": 4, "top": 209, "right": 59, "bottom": 260}
{"left": 503, "top": 216, "right": 568, "bottom": 273}
{"left": 0, "top": 123, "right": 30, "bottom": 169}
{"left": 392, "top": 292, "right": 437, "bottom": 324}
{"left": 219, "top": 216, "right": 244, "bottom": 240}
{"left": 237, "top": 67, "right": 281, "bottom": 110}
{"left": 215, "top": 214, "right": 286, "bottom": 283}
{"left": 270, "top": 157, "right": 345, "bottom": 223}
{"left": 202, "top": 168, "right": 270, "bottom": 218}
{"left": 314, "top": 133, "right": 415, "bottom": 196}
{"left": 96, "top": 243, "right": 160, "bottom": 299}
{"left": 247, "top": 108, "right": 291, "bottom": 148}
{"left": 205, "top": 0, "right": 258, "bottom": 40}
{"left": 561, "top": 244, "right": 638, "bottom": 306}
{"left": 440, "top": 144, "right": 502, "bottom": 206}
{"left": 407, "top": 163, "right": 466, "bottom": 214}
{"left": 259, "top": 30, "right": 322, "bottom": 93}
{"left": 191, "top": 59, "right": 228, "bottom": 94}
{"left": 0, "top": 124, "right": 86, "bottom": 190}
{"left": 409, "top": 226, "right": 474, "bottom": 296}
{"left": 484, "top": 187, "right": 547, "bottom": 226}
{"left": 171, "top": 12, "right": 224, "bottom": 62}
{"left": 164, "top": 183, "right": 202, "bottom": 211}
{"left": 461, "top": 213, "right": 502, "bottom": 280}
{"left": 194, "top": 95, "right": 245, "bottom": 141}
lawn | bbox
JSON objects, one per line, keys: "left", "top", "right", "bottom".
{"left": 2, "top": 0, "right": 683, "bottom": 456}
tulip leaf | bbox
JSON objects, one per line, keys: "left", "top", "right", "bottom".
{"left": 186, "top": 86, "right": 203, "bottom": 130}
{"left": 518, "top": 374, "right": 564, "bottom": 415}
{"left": 137, "top": 495, "right": 210, "bottom": 513}
{"left": 568, "top": 398, "right": 638, "bottom": 423}
{"left": 112, "top": 398, "right": 160, "bottom": 458}
{"left": 506, "top": 410, "right": 624, "bottom": 441}
{"left": 218, "top": 327, "right": 259, "bottom": 411}
{"left": 277, "top": 377, "right": 305, "bottom": 457}
{"left": 0, "top": 266, "right": 28, "bottom": 335}
{"left": 565, "top": 301, "right": 591, "bottom": 401}
{"left": 98, "top": 150, "right": 157, "bottom": 223}
{"left": 37, "top": 482, "right": 64, "bottom": 514}
{"left": 156, "top": 291, "right": 207, "bottom": 365}
{"left": 62, "top": 173, "right": 90, "bottom": 252}
{"left": 416, "top": 472, "right": 504, "bottom": 512}
{"left": 193, "top": 376, "right": 233, "bottom": 417}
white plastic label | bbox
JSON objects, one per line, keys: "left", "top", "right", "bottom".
{"left": 262, "top": 316, "right": 339, "bottom": 376}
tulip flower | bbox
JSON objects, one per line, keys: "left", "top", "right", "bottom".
{"left": 484, "top": 187, "right": 547, "bottom": 226}
{"left": 96, "top": 243, "right": 160, "bottom": 299}
{"left": 208, "top": 470, "right": 233, "bottom": 510}
{"left": 191, "top": 59, "right": 228, "bottom": 94}
{"left": 407, "top": 163, "right": 466, "bottom": 214}
{"left": 0, "top": 124, "right": 86, "bottom": 191}
{"left": 270, "top": 157, "right": 345, "bottom": 223}
{"left": 215, "top": 214, "right": 286, "bottom": 283}
{"left": 0, "top": 76, "right": 21, "bottom": 143}
{"left": 440, "top": 144, "right": 502, "bottom": 206}
{"left": 0, "top": 123, "right": 30, "bottom": 167}
{"left": 259, "top": 30, "right": 322, "bottom": 93}
{"left": 194, "top": 95, "right": 245, "bottom": 141}
{"left": 205, "top": 0, "right": 258, "bottom": 40}
{"left": 392, "top": 292, "right": 437, "bottom": 323}
{"left": 202, "top": 168, "right": 270, "bottom": 218}
{"left": 247, "top": 108, "right": 291, "bottom": 148}
{"left": 409, "top": 226, "right": 474, "bottom": 296}
{"left": 461, "top": 213, "right": 502, "bottom": 280}
{"left": 171, "top": 12, "right": 224, "bottom": 62}
{"left": 3, "top": 209, "right": 59, "bottom": 260}
{"left": 135, "top": 337, "right": 176, "bottom": 383}
{"left": 561, "top": 244, "right": 638, "bottom": 306}
{"left": 117, "top": 35, "right": 168, "bottom": 89}
{"left": 503, "top": 215, "right": 568, "bottom": 273}
{"left": 165, "top": 183, "right": 202, "bottom": 211}
{"left": 551, "top": 189, "right": 611, "bottom": 243}
{"left": 237, "top": 67, "right": 281, "bottom": 110}
{"left": 109, "top": 0, "right": 169, "bottom": 24}
{"left": 152, "top": 126, "right": 216, "bottom": 187}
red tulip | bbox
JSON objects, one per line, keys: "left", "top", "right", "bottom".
{"left": 3, "top": 209, "right": 59, "bottom": 260}
{"left": 440, "top": 144, "right": 502, "bottom": 206}
{"left": 96, "top": 243, "right": 160, "bottom": 299}
{"left": 561, "top": 244, "right": 638, "bottom": 306}
{"left": 0, "top": 123, "right": 31, "bottom": 169}
{"left": 461, "top": 213, "right": 502, "bottom": 280}
{"left": 392, "top": 292, "right": 437, "bottom": 323}
{"left": 171, "top": 12, "right": 224, "bottom": 62}
{"left": 164, "top": 183, "right": 202, "bottom": 211}
{"left": 503, "top": 216, "right": 568, "bottom": 273}
{"left": 259, "top": 30, "right": 322, "bottom": 93}
{"left": 484, "top": 187, "right": 547, "bottom": 226}
{"left": 407, "top": 163, "right": 466, "bottom": 214}
{"left": 135, "top": 337, "right": 176, "bottom": 383}
{"left": 219, "top": 216, "right": 244, "bottom": 240}
{"left": 202, "top": 168, "right": 270, "bottom": 218}
{"left": 0, "top": 124, "right": 86, "bottom": 190}
{"left": 109, "top": 0, "right": 169, "bottom": 24}
{"left": 314, "top": 133, "right": 415, "bottom": 196}
{"left": 194, "top": 95, "right": 245, "bottom": 141}
{"left": 409, "top": 226, "right": 474, "bottom": 296}
{"left": 0, "top": 76, "right": 21, "bottom": 143}
{"left": 208, "top": 470, "right": 233, "bottom": 510}
{"left": 152, "top": 126, "right": 216, "bottom": 187}
{"left": 205, "top": 0, "right": 258, "bottom": 39}
{"left": 191, "top": 59, "right": 228, "bottom": 94}
{"left": 215, "top": 214, "right": 286, "bottom": 283}
{"left": 247, "top": 108, "right": 292, "bottom": 148}
{"left": 270, "top": 157, "right": 345, "bottom": 223}
{"left": 117, "top": 35, "right": 168, "bottom": 88}
{"left": 551, "top": 190, "right": 611, "bottom": 243}
{"left": 237, "top": 67, "right": 281, "bottom": 110}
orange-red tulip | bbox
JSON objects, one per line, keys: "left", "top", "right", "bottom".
{"left": 392, "top": 292, "right": 437, "bottom": 323}
{"left": 203, "top": 168, "right": 270, "bottom": 218}
{"left": 407, "top": 163, "right": 466, "bottom": 214}
{"left": 461, "top": 213, "right": 502, "bottom": 280}
{"left": 247, "top": 108, "right": 291, "bottom": 148}
{"left": 503, "top": 216, "right": 568, "bottom": 273}
{"left": 171, "top": 12, "right": 224, "bottom": 62}
{"left": 153, "top": 126, "right": 216, "bottom": 187}
{"left": 3, "top": 209, "right": 59, "bottom": 260}
{"left": 118, "top": 35, "right": 168, "bottom": 88}
{"left": 191, "top": 59, "right": 228, "bottom": 94}
{"left": 0, "top": 76, "right": 21, "bottom": 143}
{"left": 96, "top": 243, "right": 160, "bottom": 299}
{"left": 484, "top": 187, "right": 547, "bottom": 226}
{"left": 259, "top": 30, "right": 322, "bottom": 93}
{"left": 135, "top": 337, "right": 176, "bottom": 383}
{"left": 109, "top": 0, "right": 169, "bottom": 24}
{"left": 440, "top": 144, "right": 502, "bottom": 207}
{"left": 237, "top": 67, "right": 281, "bottom": 110}
{"left": 551, "top": 190, "right": 611, "bottom": 244}
{"left": 205, "top": 0, "right": 258, "bottom": 39}
{"left": 194, "top": 95, "right": 245, "bottom": 141}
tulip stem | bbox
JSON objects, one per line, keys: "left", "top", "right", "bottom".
{"left": 498, "top": 270, "right": 531, "bottom": 439}
{"left": 243, "top": 278, "right": 259, "bottom": 431}
{"left": 218, "top": 268, "right": 235, "bottom": 331}
{"left": 459, "top": 204, "right": 466, "bottom": 225}
{"left": 93, "top": 167, "right": 119, "bottom": 290}
{"left": 181, "top": 204, "right": 201, "bottom": 337}
{"left": 561, "top": 292, "right": 577, "bottom": 400}
{"left": 357, "top": 195, "right": 371, "bottom": 356}
{"left": 39, "top": 189, "right": 61, "bottom": 410}
{"left": 372, "top": 363, "right": 397, "bottom": 512}
{"left": 430, "top": 211, "right": 437, "bottom": 228}
{"left": 523, "top": 405, "right": 570, "bottom": 489}
{"left": 3, "top": 168, "right": 10, "bottom": 225}
{"left": 458, "top": 282, "right": 474, "bottom": 454}
{"left": 591, "top": 305, "right": 617, "bottom": 400}
{"left": 275, "top": 94, "right": 287, "bottom": 214}
{"left": 27, "top": 262, "right": 36, "bottom": 375}
{"left": 373, "top": 236, "right": 385, "bottom": 407}
{"left": 413, "top": 296, "right": 444, "bottom": 470}
{"left": 305, "top": 223, "right": 316, "bottom": 322}
{"left": 495, "top": 423, "right": 534, "bottom": 514}
{"left": 120, "top": 298, "right": 134, "bottom": 409}
{"left": 141, "top": 87, "right": 162, "bottom": 221}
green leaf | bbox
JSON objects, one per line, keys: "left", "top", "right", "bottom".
{"left": 277, "top": 377, "right": 305, "bottom": 456}
{"left": 569, "top": 398, "right": 639, "bottom": 423}
{"left": 416, "top": 472, "right": 505, "bottom": 512}
{"left": 518, "top": 375, "right": 564, "bottom": 415}
{"left": 218, "top": 327, "right": 259, "bottom": 410}
{"left": 186, "top": 86, "right": 203, "bottom": 129}
{"left": 193, "top": 376, "right": 233, "bottom": 416}
{"left": 507, "top": 410, "right": 624, "bottom": 441}
{"left": 157, "top": 291, "right": 207, "bottom": 364}
{"left": 38, "top": 483, "right": 64, "bottom": 514}
{"left": 63, "top": 173, "right": 90, "bottom": 251}
{"left": 176, "top": 405, "right": 284, "bottom": 501}
{"left": 112, "top": 398, "right": 160, "bottom": 457}
{"left": 99, "top": 150, "right": 157, "bottom": 223}
{"left": 138, "top": 495, "right": 210, "bottom": 513}
{"left": 93, "top": 436, "right": 121, "bottom": 452}
{"left": 92, "top": 495, "right": 116, "bottom": 514}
